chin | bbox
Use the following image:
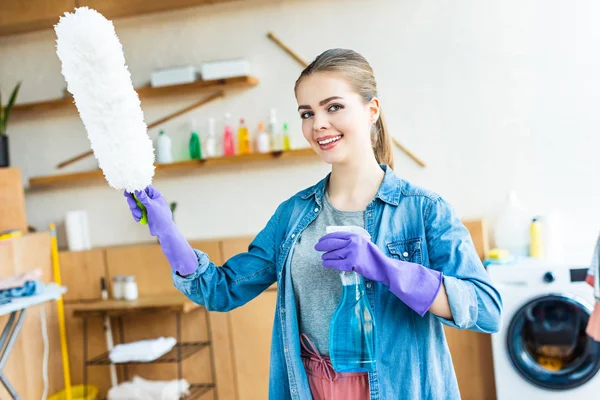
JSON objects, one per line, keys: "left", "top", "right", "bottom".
{"left": 316, "top": 149, "right": 347, "bottom": 165}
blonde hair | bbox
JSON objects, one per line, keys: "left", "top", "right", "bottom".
{"left": 295, "top": 49, "right": 394, "bottom": 169}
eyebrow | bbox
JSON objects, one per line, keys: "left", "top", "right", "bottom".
{"left": 298, "top": 96, "right": 344, "bottom": 111}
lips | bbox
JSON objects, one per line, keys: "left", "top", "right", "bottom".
{"left": 316, "top": 134, "right": 343, "bottom": 151}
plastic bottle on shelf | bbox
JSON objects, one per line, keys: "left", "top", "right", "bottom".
{"left": 256, "top": 121, "right": 270, "bottom": 153}
{"left": 205, "top": 117, "right": 217, "bottom": 158}
{"left": 269, "top": 108, "right": 283, "bottom": 151}
{"left": 155, "top": 130, "right": 173, "bottom": 164}
{"left": 283, "top": 122, "right": 291, "bottom": 151}
{"left": 223, "top": 113, "right": 235, "bottom": 156}
{"left": 238, "top": 118, "right": 251, "bottom": 155}
{"left": 492, "top": 191, "right": 530, "bottom": 258}
{"left": 189, "top": 119, "right": 202, "bottom": 160}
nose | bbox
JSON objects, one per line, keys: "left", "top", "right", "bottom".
{"left": 312, "top": 112, "right": 330, "bottom": 132}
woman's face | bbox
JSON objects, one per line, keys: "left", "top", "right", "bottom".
{"left": 296, "top": 72, "right": 379, "bottom": 165}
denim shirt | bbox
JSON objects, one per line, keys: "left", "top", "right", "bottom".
{"left": 173, "top": 165, "right": 503, "bottom": 400}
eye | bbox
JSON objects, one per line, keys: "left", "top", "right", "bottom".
{"left": 300, "top": 111, "right": 313, "bottom": 119}
{"left": 328, "top": 104, "right": 344, "bottom": 112}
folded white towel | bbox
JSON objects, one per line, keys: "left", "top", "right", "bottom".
{"left": 109, "top": 337, "right": 177, "bottom": 363}
{"left": 108, "top": 375, "right": 190, "bottom": 400}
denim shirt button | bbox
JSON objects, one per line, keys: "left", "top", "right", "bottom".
{"left": 291, "top": 233, "right": 295, "bottom": 239}
{"left": 291, "top": 388, "right": 297, "bottom": 393}
{"left": 284, "top": 347, "right": 288, "bottom": 353}
{"left": 403, "top": 251, "right": 409, "bottom": 257}
{"left": 281, "top": 308, "right": 286, "bottom": 313}
{"left": 314, "top": 207, "right": 319, "bottom": 212}
{"left": 366, "top": 282, "right": 372, "bottom": 288}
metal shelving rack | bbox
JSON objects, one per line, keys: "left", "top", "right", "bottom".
{"left": 73, "top": 295, "right": 217, "bottom": 400}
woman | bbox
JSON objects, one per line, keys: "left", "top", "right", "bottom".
{"left": 125, "top": 49, "right": 502, "bottom": 400}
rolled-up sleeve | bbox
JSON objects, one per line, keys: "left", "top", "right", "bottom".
{"left": 172, "top": 203, "right": 282, "bottom": 312}
{"left": 425, "top": 197, "right": 503, "bottom": 333}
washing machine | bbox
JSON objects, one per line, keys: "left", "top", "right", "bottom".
{"left": 488, "top": 259, "right": 600, "bottom": 399}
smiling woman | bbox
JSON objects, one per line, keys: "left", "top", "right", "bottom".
{"left": 126, "top": 48, "right": 502, "bottom": 400}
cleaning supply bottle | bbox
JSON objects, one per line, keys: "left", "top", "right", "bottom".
{"left": 493, "top": 191, "right": 530, "bottom": 257}
{"left": 283, "top": 122, "right": 291, "bottom": 151}
{"left": 529, "top": 217, "right": 543, "bottom": 258}
{"left": 238, "top": 118, "right": 251, "bottom": 155}
{"left": 223, "top": 113, "right": 235, "bottom": 156}
{"left": 256, "top": 121, "right": 270, "bottom": 153}
{"left": 205, "top": 118, "right": 217, "bottom": 158}
{"left": 155, "top": 130, "right": 173, "bottom": 164}
{"left": 327, "top": 225, "right": 376, "bottom": 373}
{"left": 269, "top": 108, "right": 283, "bottom": 151}
{"left": 189, "top": 119, "right": 202, "bottom": 160}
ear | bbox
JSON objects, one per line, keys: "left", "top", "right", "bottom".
{"left": 368, "top": 96, "right": 381, "bottom": 124}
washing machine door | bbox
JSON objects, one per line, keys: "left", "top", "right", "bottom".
{"left": 507, "top": 293, "right": 600, "bottom": 390}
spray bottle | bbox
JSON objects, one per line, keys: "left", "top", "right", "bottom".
{"left": 223, "top": 113, "right": 235, "bottom": 156}
{"left": 326, "top": 225, "right": 376, "bottom": 373}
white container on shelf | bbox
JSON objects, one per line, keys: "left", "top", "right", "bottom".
{"left": 123, "top": 276, "right": 139, "bottom": 301}
{"left": 151, "top": 65, "right": 197, "bottom": 88}
{"left": 198, "top": 59, "right": 251, "bottom": 80}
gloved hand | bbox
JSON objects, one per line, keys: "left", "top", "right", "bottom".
{"left": 315, "top": 231, "right": 443, "bottom": 317}
{"left": 124, "top": 186, "right": 198, "bottom": 276}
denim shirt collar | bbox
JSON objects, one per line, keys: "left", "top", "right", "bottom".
{"left": 299, "top": 164, "right": 401, "bottom": 206}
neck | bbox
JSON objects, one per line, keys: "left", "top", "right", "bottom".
{"left": 327, "top": 153, "right": 385, "bottom": 211}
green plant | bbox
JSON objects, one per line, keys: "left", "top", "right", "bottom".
{"left": 0, "top": 82, "right": 22, "bottom": 135}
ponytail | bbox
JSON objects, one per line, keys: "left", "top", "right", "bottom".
{"left": 372, "top": 108, "right": 394, "bottom": 170}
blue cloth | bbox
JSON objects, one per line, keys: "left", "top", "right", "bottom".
{"left": 0, "top": 280, "right": 44, "bottom": 301}
{"left": 173, "top": 165, "right": 503, "bottom": 400}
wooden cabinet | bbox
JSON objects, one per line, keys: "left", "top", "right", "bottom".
{"left": 0, "top": 233, "right": 64, "bottom": 399}
{"left": 228, "top": 290, "right": 276, "bottom": 400}
{"left": 0, "top": 0, "right": 75, "bottom": 36}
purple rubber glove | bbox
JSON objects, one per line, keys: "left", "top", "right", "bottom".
{"left": 315, "top": 231, "right": 443, "bottom": 317}
{"left": 124, "top": 186, "right": 198, "bottom": 276}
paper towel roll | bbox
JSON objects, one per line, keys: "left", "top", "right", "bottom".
{"left": 65, "top": 210, "right": 91, "bottom": 251}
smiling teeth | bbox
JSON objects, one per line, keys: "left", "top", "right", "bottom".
{"left": 318, "top": 135, "right": 342, "bottom": 145}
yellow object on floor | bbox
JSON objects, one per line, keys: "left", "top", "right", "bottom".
{"left": 0, "top": 229, "right": 23, "bottom": 241}
{"left": 48, "top": 385, "right": 98, "bottom": 400}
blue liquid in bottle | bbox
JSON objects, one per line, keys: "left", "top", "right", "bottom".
{"left": 329, "top": 271, "right": 376, "bottom": 373}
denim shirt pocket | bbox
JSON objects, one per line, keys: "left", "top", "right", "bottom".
{"left": 387, "top": 238, "right": 423, "bottom": 265}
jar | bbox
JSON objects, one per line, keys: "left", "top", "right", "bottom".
{"left": 112, "top": 276, "right": 124, "bottom": 300}
{"left": 123, "top": 276, "right": 139, "bottom": 301}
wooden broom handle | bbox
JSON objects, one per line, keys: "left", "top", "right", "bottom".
{"left": 267, "top": 32, "right": 308, "bottom": 67}
{"left": 56, "top": 91, "right": 225, "bottom": 169}
{"left": 391, "top": 137, "right": 426, "bottom": 168}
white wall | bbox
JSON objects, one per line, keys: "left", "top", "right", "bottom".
{"left": 1, "top": 0, "right": 599, "bottom": 264}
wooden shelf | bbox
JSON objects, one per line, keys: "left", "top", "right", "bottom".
{"left": 13, "top": 76, "right": 259, "bottom": 115}
{"left": 28, "top": 148, "right": 317, "bottom": 191}
{"left": 87, "top": 341, "right": 210, "bottom": 365}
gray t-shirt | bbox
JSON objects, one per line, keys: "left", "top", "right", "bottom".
{"left": 291, "top": 192, "right": 365, "bottom": 356}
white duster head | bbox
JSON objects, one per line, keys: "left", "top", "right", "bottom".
{"left": 54, "top": 7, "right": 155, "bottom": 192}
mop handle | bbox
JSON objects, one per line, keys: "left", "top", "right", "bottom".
{"left": 50, "top": 224, "right": 72, "bottom": 400}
